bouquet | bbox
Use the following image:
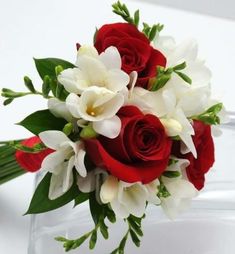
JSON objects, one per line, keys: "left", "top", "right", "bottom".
{"left": 0, "top": 1, "right": 226, "bottom": 253}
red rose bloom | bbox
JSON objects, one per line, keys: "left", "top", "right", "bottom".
{"left": 15, "top": 136, "right": 53, "bottom": 172}
{"left": 84, "top": 106, "right": 172, "bottom": 184}
{"left": 174, "top": 120, "right": 215, "bottom": 190}
{"left": 94, "top": 23, "right": 166, "bottom": 88}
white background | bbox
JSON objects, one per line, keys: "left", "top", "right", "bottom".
{"left": 0, "top": 0, "right": 235, "bottom": 253}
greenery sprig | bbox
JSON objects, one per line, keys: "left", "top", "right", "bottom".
{"left": 112, "top": 1, "right": 140, "bottom": 27}
{"left": 112, "top": 1, "right": 163, "bottom": 41}
{"left": 150, "top": 62, "right": 192, "bottom": 91}
{"left": 192, "top": 103, "right": 223, "bottom": 125}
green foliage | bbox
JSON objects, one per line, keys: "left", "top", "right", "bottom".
{"left": 25, "top": 172, "right": 81, "bottom": 214}
{"left": 0, "top": 142, "right": 26, "bottom": 185}
{"left": 157, "top": 181, "right": 171, "bottom": 198}
{"left": 142, "top": 22, "right": 164, "bottom": 41}
{"left": 18, "top": 109, "right": 67, "bottom": 135}
{"left": 112, "top": 1, "right": 140, "bottom": 27}
{"left": 163, "top": 170, "right": 181, "bottom": 178}
{"left": 150, "top": 62, "right": 192, "bottom": 91}
{"left": 192, "top": 103, "right": 223, "bottom": 125}
{"left": 34, "top": 58, "right": 74, "bottom": 80}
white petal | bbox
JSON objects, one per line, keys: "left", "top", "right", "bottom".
{"left": 77, "top": 45, "right": 99, "bottom": 58}
{"left": 49, "top": 172, "right": 65, "bottom": 200}
{"left": 110, "top": 198, "right": 130, "bottom": 219}
{"left": 121, "top": 182, "right": 147, "bottom": 218}
{"left": 93, "top": 115, "right": 121, "bottom": 138}
{"left": 105, "top": 69, "right": 129, "bottom": 92}
{"left": 76, "top": 55, "right": 107, "bottom": 85}
{"left": 77, "top": 170, "right": 96, "bottom": 193}
{"left": 78, "top": 87, "right": 124, "bottom": 122}
{"left": 62, "top": 156, "right": 75, "bottom": 193}
{"left": 48, "top": 98, "right": 73, "bottom": 122}
{"left": 48, "top": 161, "right": 73, "bottom": 200}
{"left": 100, "top": 175, "right": 119, "bottom": 204}
{"left": 41, "top": 150, "right": 66, "bottom": 173}
{"left": 128, "top": 71, "right": 138, "bottom": 98}
{"left": 66, "top": 93, "right": 81, "bottom": 118}
{"left": 58, "top": 68, "right": 88, "bottom": 94}
{"left": 39, "top": 131, "right": 70, "bottom": 150}
{"left": 99, "top": 46, "right": 122, "bottom": 70}
{"left": 74, "top": 144, "right": 87, "bottom": 177}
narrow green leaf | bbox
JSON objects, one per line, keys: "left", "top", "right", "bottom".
{"left": 163, "top": 170, "right": 181, "bottom": 178}
{"left": 149, "top": 25, "right": 158, "bottom": 41}
{"left": 18, "top": 109, "right": 67, "bottom": 135}
{"left": 134, "top": 10, "right": 140, "bottom": 27}
{"left": 175, "top": 71, "right": 192, "bottom": 84}
{"left": 128, "top": 218, "right": 143, "bottom": 237}
{"left": 25, "top": 172, "right": 80, "bottom": 214}
{"left": 130, "top": 229, "right": 140, "bottom": 247}
{"left": 34, "top": 58, "right": 75, "bottom": 80}
{"left": 99, "top": 220, "right": 109, "bottom": 239}
{"left": 173, "top": 62, "right": 187, "bottom": 71}
{"left": 74, "top": 192, "right": 89, "bottom": 207}
{"left": 89, "top": 192, "right": 104, "bottom": 225}
{"left": 89, "top": 230, "right": 97, "bottom": 249}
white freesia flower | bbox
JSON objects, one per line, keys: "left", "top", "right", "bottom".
{"left": 100, "top": 176, "right": 160, "bottom": 219}
{"left": 58, "top": 45, "right": 129, "bottom": 94}
{"left": 48, "top": 98, "right": 73, "bottom": 122}
{"left": 160, "top": 158, "right": 198, "bottom": 219}
{"left": 154, "top": 36, "right": 212, "bottom": 116}
{"left": 66, "top": 86, "right": 123, "bottom": 138}
{"left": 39, "top": 131, "right": 86, "bottom": 200}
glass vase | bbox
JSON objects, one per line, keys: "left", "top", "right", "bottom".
{"left": 28, "top": 118, "right": 235, "bottom": 254}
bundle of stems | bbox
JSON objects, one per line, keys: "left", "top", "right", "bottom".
{"left": 0, "top": 141, "right": 26, "bottom": 185}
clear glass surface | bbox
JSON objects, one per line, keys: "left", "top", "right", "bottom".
{"left": 28, "top": 116, "right": 235, "bottom": 254}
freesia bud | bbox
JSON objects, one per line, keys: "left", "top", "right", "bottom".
{"left": 100, "top": 175, "right": 119, "bottom": 204}
{"left": 161, "top": 118, "right": 183, "bottom": 137}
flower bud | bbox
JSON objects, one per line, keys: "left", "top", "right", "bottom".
{"left": 160, "top": 118, "right": 183, "bottom": 137}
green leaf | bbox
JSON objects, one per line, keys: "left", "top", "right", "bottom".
{"left": 173, "top": 61, "right": 187, "bottom": 71}
{"left": 128, "top": 217, "right": 143, "bottom": 237}
{"left": 25, "top": 172, "right": 80, "bottom": 214}
{"left": 99, "top": 220, "right": 109, "bottom": 239}
{"left": 89, "top": 230, "right": 97, "bottom": 249}
{"left": 89, "top": 192, "right": 104, "bottom": 225}
{"left": 134, "top": 10, "right": 140, "bottom": 27}
{"left": 175, "top": 71, "right": 192, "bottom": 84}
{"left": 207, "top": 103, "right": 223, "bottom": 114}
{"left": 130, "top": 229, "right": 140, "bottom": 247}
{"left": 18, "top": 109, "right": 67, "bottom": 135}
{"left": 34, "top": 58, "right": 75, "bottom": 80}
{"left": 42, "top": 75, "right": 51, "bottom": 98}
{"left": 74, "top": 192, "right": 89, "bottom": 207}
{"left": 163, "top": 170, "right": 181, "bottom": 178}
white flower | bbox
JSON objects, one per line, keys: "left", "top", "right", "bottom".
{"left": 160, "top": 158, "right": 198, "bottom": 219}
{"left": 154, "top": 37, "right": 212, "bottom": 116}
{"left": 58, "top": 45, "right": 129, "bottom": 94}
{"left": 39, "top": 131, "right": 86, "bottom": 200}
{"left": 100, "top": 176, "right": 160, "bottom": 219}
{"left": 48, "top": 98, "right": 73, "bottom": 122}
{"left": 66, "top": 86, "right": 123, "bottom": 138}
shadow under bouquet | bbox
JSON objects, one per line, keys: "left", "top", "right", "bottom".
{"left": 0, "top": 1, "right": 227, "bottom": 253}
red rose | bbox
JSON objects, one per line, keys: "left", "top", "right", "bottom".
{"left": 94, "top": 23, "right": 166, "bottom": 88}
{"left": 175, "top": 121, "right": 215, "bottom": 190}
{"left": 15, "top": 136, "right": 53, "bottom": 172}
{"left": 84, "top": 106, "right": 172, "bottom": 184}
